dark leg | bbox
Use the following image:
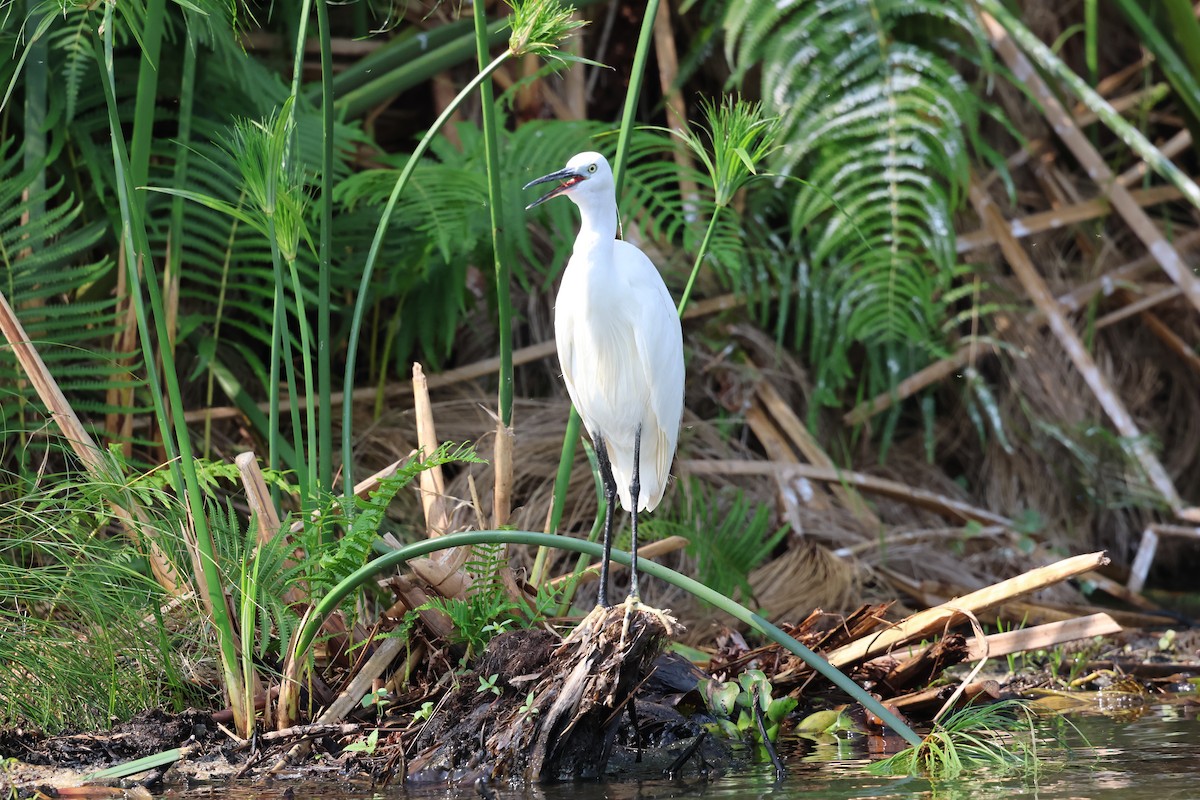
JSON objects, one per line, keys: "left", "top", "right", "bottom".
{"left": 593, "top": 433, "right": 618, "bottom": 608}
{"left": 628, "top": 425, "right": 642, "bottom": 600}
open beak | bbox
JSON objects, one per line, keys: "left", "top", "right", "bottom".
{"left": 523, "top": 167, "right": 584, "bottom": 210}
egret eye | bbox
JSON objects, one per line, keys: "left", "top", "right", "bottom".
{"left": 588, "top": 163, "right": 597, "bottom": 173}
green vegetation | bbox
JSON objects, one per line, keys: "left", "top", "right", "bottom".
{"left": 0, "top": 0, "right": 1194, "bottom": 785}
{"left": 872, "top": 700, "right": 1055, "bottom": 780}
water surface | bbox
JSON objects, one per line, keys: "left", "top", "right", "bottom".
{"left": 173, "top": 701, "right": 1199, "bottom": 800}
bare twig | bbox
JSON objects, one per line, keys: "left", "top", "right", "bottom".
{"left": 679, "top": 459, "right": 1011, "bottom": 526}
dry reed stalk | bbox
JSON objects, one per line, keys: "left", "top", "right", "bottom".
{"left": 820, "top": 550, "right": 1109, "bottom": 670}
{"left": 754, "top": 380, "right": 880, "bottom": 529}
{"left": 680, "top": 459, "right": 1012, "bottom": 526}
{"left": 546, "top": 535, "right": 691, "bottom": 586}
{"left": 982, "top": 11, "right": 1200, "bottom": 315}
{"left": 968, "top": 178, "right": 1184, "bottom": 512}
{"left": 889, "top": 679, "right": 1000, "bottom": 716}
{"left": 957, "top": 184, "right": 1182, "bottom": 254}
{"left": 0, "top": 286, "right": 185, "bottom": 596}
{"left": 1094, "top": 285, "right": 1184, "bottom": 328}
{"left": 1116, "top": 129, "right": 1191, "bottom": 187}
{"left": 1059, "top": 228, "right": 1200, "bottom": 311}
{"left": 1135, "top": 307, "right": 1200, "bottom": 376}
{"left": 652, "top": 1, "right": 699, "bottom": 208}
{"left": 106, "top": 245, "right": 139, "bottom": 457}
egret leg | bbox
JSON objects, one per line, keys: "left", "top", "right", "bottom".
{"left": 628, "top": 424, "right": 642, "bottom": 600}
{"left": 593, "top": 433, "right": 619, "bottom": 609}
{"left": 620, "top": 425, "right": 644, "bottom": 646}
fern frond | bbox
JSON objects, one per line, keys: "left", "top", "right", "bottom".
{"left": 726, "top": 0, "right": 988, "bottom": 410}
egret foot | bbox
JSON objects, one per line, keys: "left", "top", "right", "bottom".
{"left": 619, "top": 594, "right": 678, "bottom": 649}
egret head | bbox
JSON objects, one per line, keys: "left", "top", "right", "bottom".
{"left": 523, "top": 152, "right": 613, "bottom": 210}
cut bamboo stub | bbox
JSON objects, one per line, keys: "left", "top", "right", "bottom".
{"left": 412, "top": 362, "right": 449, "bottom": 538}
{"left": 823, "top": 551, "right": 1110, "bottom": 669}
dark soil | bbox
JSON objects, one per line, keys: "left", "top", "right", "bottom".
{"left": 0, "top": 708, "right": 215, "bottom": 769}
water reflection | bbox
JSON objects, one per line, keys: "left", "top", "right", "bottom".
{"left": 174, "top": 702, "right": 1199, "bottom": 800}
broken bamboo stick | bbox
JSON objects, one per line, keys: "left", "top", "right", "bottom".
{"left": 822, "top": 551, "right": 1109, "bottom": 669}
{"left": 962, "top": 612, "right": 1122, "bottom": 661}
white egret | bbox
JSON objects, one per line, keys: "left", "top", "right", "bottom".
{"left": 524, "top": 152, "right": 684, "bottom": 610}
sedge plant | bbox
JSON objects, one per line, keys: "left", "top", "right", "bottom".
{"left": 91, "top": 0, "right": 248, "bottom": 736}
{"left": 871, "top": 699, "right": 1049, "bottom": 779}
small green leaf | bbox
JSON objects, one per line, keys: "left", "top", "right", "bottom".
{"left": 766, "top": 695, "right": 797, "bottom": 723}
{"left": 797, "top": 708, "right": 844, "bottom": 733}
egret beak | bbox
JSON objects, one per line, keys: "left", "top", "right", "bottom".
{"left": 523, "top": 167, "right": 584, "bottom": 210}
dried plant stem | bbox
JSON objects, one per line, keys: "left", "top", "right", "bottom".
{"left": 846, "top": 228, "right": 1200, "bottom": 426}
{"left": 0, "top": 287, "right": 185, "bottom": 595}
{"left": 680, "top": 459, "right": 1011, "bottom": 526}
{"left": 956, "top": 184, "right": 1182, "bottom": 254}
{"left": 961, "top": 612, "right": 1121, "bottom": 660}
{"left": 822, "top": 551, "right": 1110, "bottom": 670}
{"left": 968, "top": 179, "right": 1183, "bottom": 512}
{"left": 982, "top": 9, "right": 1200, "bottom": 314}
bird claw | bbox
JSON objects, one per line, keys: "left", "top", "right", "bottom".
{"left": 618, "top": 595, "right": 679, "bottom": 648}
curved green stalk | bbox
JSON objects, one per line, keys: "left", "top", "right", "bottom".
{"left": 293, "top": 530, "right": 922, "bottom": 748}
{"left": 341, "top": 51, "right": 511, "bottom": 498}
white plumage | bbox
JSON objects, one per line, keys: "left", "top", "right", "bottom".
{"left": 525, "top": 151, "right": 684, "bottom": 605}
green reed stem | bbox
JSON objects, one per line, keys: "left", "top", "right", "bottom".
{"left": 474, "top": 0, "right": 513, "bottom": 430}
{"left": 316, "top": 0, "right": 335, "bottom": 494}
{"left": 94, "top": 0, "right": 245, "bottom": 734}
